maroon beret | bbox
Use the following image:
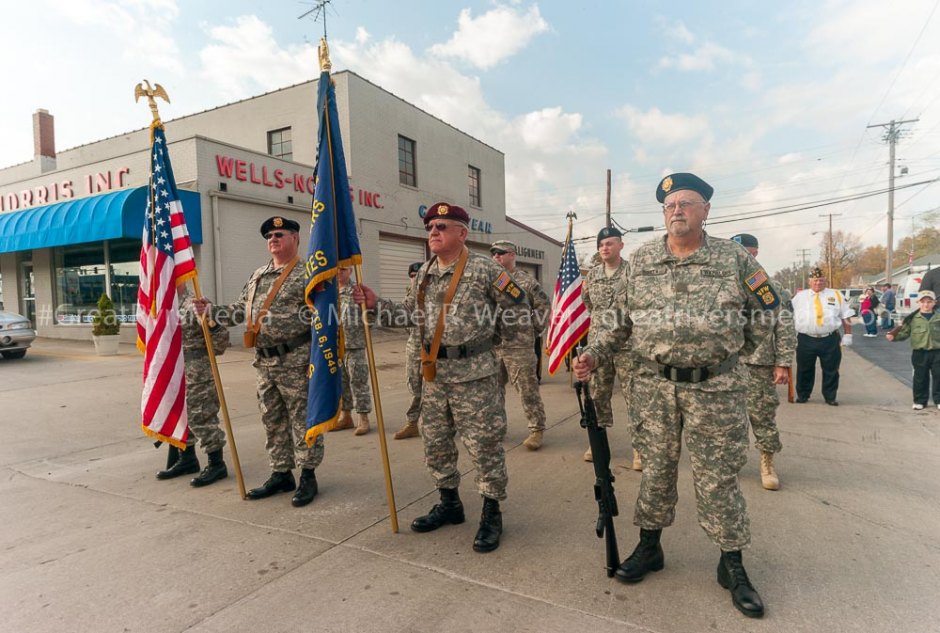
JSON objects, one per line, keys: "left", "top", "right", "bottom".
{"left": 424, "top": 202, "right": 470, "bottom": 226}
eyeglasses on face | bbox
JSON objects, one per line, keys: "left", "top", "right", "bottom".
{"left": 491, "top": 250, "right": 508, "bottom": 256}
{"left": 425, "top": 222, "right": 453, "bottom": 233}
{"left": 662, "top": 199, "right": 706, "bottom": 213}
{"left": 264, "top": 231, "right": 288, "bottom": 240}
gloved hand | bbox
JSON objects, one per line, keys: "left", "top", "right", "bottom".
{"left": 841, "top": 333, "right": 853, "bottom": 347}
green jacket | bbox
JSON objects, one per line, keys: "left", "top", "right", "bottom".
{"left": 892, "top": 310, "right": 940, "bottom": 350}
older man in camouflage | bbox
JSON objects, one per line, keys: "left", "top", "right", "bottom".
{"left": 582, "top": 226, "right": 641, "bottom": 471}
{"left": 354, "top": 202, "right": 526, "bottom": 553}
{"left": 332, "top": 266, "right": 372, "bottom": 436}
{"left": 194, "top": 216, "right": 322, "bottom": 508}
{"left": 155, "top": 287, "right": 230, "bottom": 487}
{"left": 490, "top": 240, "right": 551, "bottom": 450}
{"left": 392, "top": 262, "right": 425, "bottom": 440}
{"left": 731, "top": 233, "right": 796, "bottom": 491}
{"left": 575, "top": 173, "right": 780, "bottom": 618}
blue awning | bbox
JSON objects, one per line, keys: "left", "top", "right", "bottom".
{"left": 0, "top": 186, "right": 202, "bottom": 254}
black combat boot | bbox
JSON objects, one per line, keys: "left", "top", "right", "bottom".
{"left": 411, "top": 488, "right": 465, "bottom": 532}
{"left": 156, "top": 445, "right": 200, "bottom": 480}
{"left": 246, "top": 470, "right": 296, "bottom": 500}
{"left": 190, "top": 449, "right": 228, "bottom": 487}
{"left": 473, "top": 497, "right": 503, "bottom": 553}
{"left": 717, "top": 550, "right": 765, "bottom": 618}
{"left": 615, "top": 528, "right": 664, "bottom": 583}
{"left": 291, "top": 468, "right": 318, "bottom": 507}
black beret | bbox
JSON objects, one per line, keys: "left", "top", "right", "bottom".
{"left": 260, "top": 216, "right": 301, "bottom": 236}
{"left": 424, "top": 202, "right": 470, "bottom": 225}
{"left": 408, "top": 262, "right": 423, "bottom": 275}
{"left": 656, "top": 172, "right": 714, "bottom": 203}
{"left": 731, "top": 234, "right": 759, "bottom": 249}
{"left": 596, "top": 226, "right": 622, "bottom": 246}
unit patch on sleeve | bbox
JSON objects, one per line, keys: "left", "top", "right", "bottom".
{"left": 493, "top": 271, "right": 526, "bottom": 303}
{"left": 745, "top": 268, "right": 780, "bottom": 310}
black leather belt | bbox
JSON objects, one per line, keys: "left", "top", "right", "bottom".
{"left": 257, "top": 331, "right": 312, "bottom": 359}
{"left": 643, "top": 354, "right": 738, "bottom": 384}
{"left": 424, "top": 339, "right": 493, "bottom": 359}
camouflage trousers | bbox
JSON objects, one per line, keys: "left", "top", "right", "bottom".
{"left": 405, "top": 334, "right": 422, "bottom": 423}
{"left": 496, "top": 347, "right": 546, "bottom": 431}
{"left": 184, "top": 378, "right": 227, "bottom": 454}
{"left": 256, "top": 364, "right": 324, "bottom": 472}
{"left": 421, "top": 373, "right": 508, "bottom": 500}
{"left": 631, "top": 373, "right": 751, "bottom": 551}
{"left": 744, "top": 364, "right": 783, "bottom": 454}
{"left": 340, "top": 348, "right": 373, "bottom": 413}
{"left": 590, "top": 350, "right": 635, "bottom": 429}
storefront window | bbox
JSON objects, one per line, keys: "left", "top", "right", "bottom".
{"left": 54, "top": 239, "right": 140, "bottom": 325}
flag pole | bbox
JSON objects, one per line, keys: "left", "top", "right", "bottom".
{"left": 136, "top": 82, "right": 245, "bottom": 499}
{"left": 190, "top": 277, "right": 247, "bottom": 500}
{"left": 355, "top": 264, "right": 400, "bottom": 533}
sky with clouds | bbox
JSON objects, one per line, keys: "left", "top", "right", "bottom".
{"left": 2, "top": 0, "right": 939, "bottom": 274}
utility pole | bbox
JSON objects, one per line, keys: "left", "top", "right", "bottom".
{"left": 796, "top": 248, "right": 812, "bottom": 289}
{"left": 867, "top": 118, "right": 918, "bottom": 284}
{"left": 605, "top": 169, "right": 611, "bottom": 229}
{"left": 819, "top": 213, "right": 842, "bottom": 283}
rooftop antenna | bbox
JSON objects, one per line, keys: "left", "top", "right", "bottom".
{"left": 298, "top": 0, "right": 334, "bottom": 40}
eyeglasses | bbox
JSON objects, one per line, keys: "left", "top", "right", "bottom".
{"left": 425, "top": 222, "right": 453, "bottom": 233}
{"left": 264, "top": 231, "right": 287, "bottom": 240}
{"left": 662, "top": 200, "right": 706, "bottom": 213}
{"left": 491, "top": 250, "right": 508, "bottom": 256}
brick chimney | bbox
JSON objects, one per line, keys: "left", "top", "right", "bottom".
{"left": 33, "top": 109, "right": 57, "bottom": 173}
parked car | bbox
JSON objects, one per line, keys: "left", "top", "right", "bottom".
{"left": 0, "top": 311, "right": 36, "bottom": 359}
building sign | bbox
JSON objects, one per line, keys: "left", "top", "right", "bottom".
{"left": 1, "top": 167, "right": 131, "bottom": 212}
{"left": 418, "top": 204, "right": 493, "bottom": 234}
{"left": 215, "top": 154, "right": 383, "bottom": 208}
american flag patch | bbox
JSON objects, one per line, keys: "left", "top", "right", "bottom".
{"left": 494, "top": 271, "right": 511, "bottom": 290}
{"left": 746, "top": 269, "right": 769, "bottom": 291}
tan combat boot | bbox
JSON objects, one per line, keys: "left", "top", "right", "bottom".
{"left": 631, "top": 449, "right": 643, "bottom": 471}
{"left": 583, "top": 447, "right": 593, "bottom": 462}
{"left": 354, "top": 413, "right": 371, "bottom": 436}
{"left": 760, "top": 452, "right": 780, "bottom": 490}
{"left": 523, "top": 430, "right": 543, "bottom": 451}
{"left": 393, "top": 421, "right": 420, "bottom": 440}
{"left": 332, "top": 410, "right": 354, "bottom": 431}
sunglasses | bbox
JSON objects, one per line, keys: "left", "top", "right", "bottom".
{"left": 425, "top": 222, "right": 454, "bottom": 233}
{"left": 264, "top": 231, "right": 288, "bottom": 240}
{"left": 491, "top": 250, "right": 508, "bottom": 256}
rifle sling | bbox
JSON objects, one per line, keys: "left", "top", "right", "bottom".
{"left": 417, "top": 247, "right": 470, "bottom": 382}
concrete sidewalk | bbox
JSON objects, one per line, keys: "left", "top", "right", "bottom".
{"left": 1, "top": 333, "right": 938, "bottom": 633}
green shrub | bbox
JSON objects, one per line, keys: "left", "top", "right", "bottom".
{"left": 92, "top": 293, "right": 121, "bottom": 336}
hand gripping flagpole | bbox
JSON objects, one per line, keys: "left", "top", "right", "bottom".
{"left": 136, "top": 82, "right": 247, "bottom": 500}
{"left": 319, "top": 39, "right": 399, "bottom": 532}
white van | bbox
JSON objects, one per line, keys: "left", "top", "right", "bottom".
{"left": 894, "top": 271, "right": 927, "bottom": 319}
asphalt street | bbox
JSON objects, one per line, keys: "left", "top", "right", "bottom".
{"left": 1, "top": 330, "right": 939, "bottom": 633}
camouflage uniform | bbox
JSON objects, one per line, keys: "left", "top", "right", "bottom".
{"left": 741, "top": 283, "right": 795, "bottom": 454}
{"left": 179, "top": 291, "right": 229, "bottom": 454}
{"left": 339, "top": 285, "right": 373, "bottom": 414}
{"left": 583, "top": 259, "right": 635, "bottom": 429}
{"left": 215, "top": 260, "right": 324, "bottom": 472}
{"left": 376, "top": 251, "right": 526, "bottom": 500}
{"left": 495, "top": 268, "right": 550, "bottom": 432}
{"left": 585, "top": 234, "right": 780, "bottom": 551}
{"left": 404, "top": 278, "right": 423, "bottom": 424}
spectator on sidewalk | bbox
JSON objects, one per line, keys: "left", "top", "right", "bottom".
{"left": 860, "top": 287, "right": 879, "bottom": 337}
{"left": 880, "top": 283, "right": 896, "bottom": 330}
{"left": 887, "top": 290, "right": 940, "bottom": 410}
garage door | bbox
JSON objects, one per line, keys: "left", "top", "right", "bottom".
{"left": 379, "top": 235, "right": 426, "bottom": 302}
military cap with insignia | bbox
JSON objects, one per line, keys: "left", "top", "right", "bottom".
{"left": 408, "top": 262, "right": 423, "bottom": 275}
{"left": 596, "top": 226, "right": 622, "bottom": 246}
{"left": 260, "top": 216, "right": 300, "bottom": 236}
{"left": 490, "top": 240, "right": 517, "bottom": 254}
{"left": 424, "top": 202, "right": 470, "bottom": 226}
{"left": 656, "top": 172, "right": 714, "bottom": 203}
{"left": 808, "top": 266, "right": 825, "bottom": 279}
{"left": 731, "top": 233, "right": 759, "bottom": 249}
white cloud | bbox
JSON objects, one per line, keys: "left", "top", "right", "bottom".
{"left": 355, "top": 27, "right": 370, "bottom": 44}
{"left": 429, "top": 4, "right": 549, "bottom": 69}
{"left": 516, "top": 108, "right": 583, "bottom": 152}
{"left": 658, "top": 41, "right": 738, "bottom": 72}
{"left": 616, "top": 106, "right": 710, "bottom": 146}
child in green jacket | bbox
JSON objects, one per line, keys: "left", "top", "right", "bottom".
{"left": 887, "top": 290, "right": 940, "bottom": 410}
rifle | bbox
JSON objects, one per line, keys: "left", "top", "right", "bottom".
{"left": 575, "top": 381, "right": 620, "bottom": 577}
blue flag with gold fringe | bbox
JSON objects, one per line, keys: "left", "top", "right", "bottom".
{"left": 304, "top": 69, "right": 362, "bottom": 446}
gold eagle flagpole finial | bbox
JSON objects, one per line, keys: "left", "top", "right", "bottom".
{"left": 134, "top": 80, "right": 170, "bottom": 127}
{"left": 318, "top": 37, "right": 332, "bottom": 73}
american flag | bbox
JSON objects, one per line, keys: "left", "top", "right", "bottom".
{"left": 545, "top": 225, "right": 590, "bottom": 375}
{"left": 136, "top": 126, "right": 197, "bottom": 449}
